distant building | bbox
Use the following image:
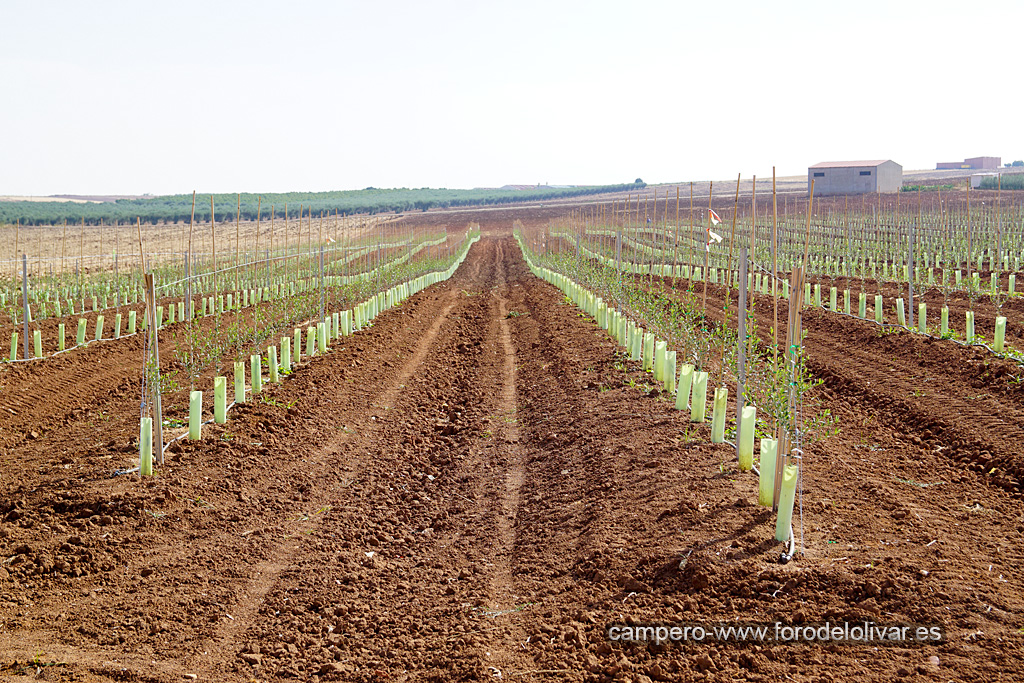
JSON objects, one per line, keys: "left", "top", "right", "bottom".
{"left": 970, "top": 172, "right": 1001, "bottom": 189}
{"left": 937, "top": 156, "right": 1001, "bottom": 170}
{"left": 807, "top": 160, "right": 903, "bottom": 196}
{"left": 966, "top": 156, "right": 1001, "bottom": 169}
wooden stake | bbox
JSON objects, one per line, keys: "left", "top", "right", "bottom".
{"left": 649, "top": 188, "right": 657, "bottom": 282}
{"left": 802, "top": 180, "right": 815, "bottom": 271}
{"left": 115, "top": 228, "right": 120, "bottom": 309}
{"left": 703, "top": 181, "right": 712, "bottom": 317}
{"left": 136, "top": 217, "right": 145, "bottom": 275}
{"left": 688, "top": 182, "right": 694, "bottom": 284}
{"left": 715, "top": 173, "right": 742, "bottom": 388}
{"left": 147, "top": 272, "right": 165, "bottom": 465}
{"left": 771, "top": 168, "right": 779, "bottom": 431}
{"left": 774, "top": 265, "right": 804, "bottom": 510}
{"left": 997, "top": 173, "right": 1003, "bottom": 258}
{"left": 235, "top": 194, "right": 241, "bottom": 294}
{"left": 61, "top": 220, "right": 67, "bottom": 277}
{"left": 255, "top": 196, "right": 262, "bottom": 288}
{"left": 319, "top": 211, "right": 325, "bottom": 319}
{"left": 211, "top": 196, "right": 217, "bottom": 299}
{"left": 966, "top": 179, "right": 971, "bottom": 271}
{"left": 748, "top": 175, "right": 757, "bottom": 310}
{"left": 79, "top": 217, "right": 85, "bottom": 298}
{"left": 672, "top": 185, "right": 680, "bottom": 284}
{"left": 187, "top": 190, "right": 195, "bottom": 320}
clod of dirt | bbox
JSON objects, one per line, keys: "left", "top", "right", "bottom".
{"left": 694, "top": 653, "right": 716, "bottom": 671}
{"left": 620, "top": 576, "right": 649, "bottom": 593}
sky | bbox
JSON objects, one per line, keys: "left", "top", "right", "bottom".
{"left": 2, "top": 0, "right": 1021, "bottom": 196}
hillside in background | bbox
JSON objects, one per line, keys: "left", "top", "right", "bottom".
{"left": 0, "top": 182, "right": 644, "bottom": 226}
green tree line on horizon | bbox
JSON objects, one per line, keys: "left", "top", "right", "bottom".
{"left": 0, "top": 183, "right": 646, "bottom": 226}
{"left": 979, "top": 174, "right": 1024, "bottom": 191}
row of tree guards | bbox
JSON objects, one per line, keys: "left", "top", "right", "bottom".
{"left": 540, "top": 173, "right": 1020, "bottom": 368}
{"left": 552, "top": 176, "right": 1023, "bottom": 278}
{"left": 2, "top": 203, "right": 462, "bottom": 364}
{"left": 515, "top": 228, "right": 807, "bottom": 549}
{"left": 0, "top": 234, "right": 450, "bottom": 325}
{"left": 1, "top": 233, "right": 448, "bottom": 363}
{"left": 0, "top": 197, "right": 451, "bottom": 336}
{"left": 552, "top": 224, "right": 1017, "bottom": 360}
{"left": 137, "top": 230, "right": 481, "bottom": 474}
{"left": 544, "top": 176, "right": 1021, "bottom": 352}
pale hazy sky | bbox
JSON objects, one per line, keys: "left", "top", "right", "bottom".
{"left": 2, "top": 0, "right": 1020, "bottom": 196}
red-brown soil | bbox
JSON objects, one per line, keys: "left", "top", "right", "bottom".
{"left": 1, "top": 212, "right": 1023, "bottom": 682}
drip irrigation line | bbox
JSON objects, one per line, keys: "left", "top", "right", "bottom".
{"left": 3, "top": 329, "right": 145, "bottom": 364}
{"left": 7, "top": 246, "right": 413, "bottom": 322}
{"left": 0, "top": 239, "right": 420, "bottom": 265}
{"left": 156, "top": 253, "right": 351, "bottom": 290}
{"left": 161, "top": 400, "right": 239, "bottom": 453}
{"left": 722, "top": 440, "right": 763, "bottom": 478}
{"left": 9, "top": 295, "right": 144, "bottom": 322}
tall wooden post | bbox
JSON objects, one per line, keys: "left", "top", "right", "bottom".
{"left": 21, "top": 254, "right": 30, "bottom": 359}
{"left": 774, "top": 266, "right": 804, "bottom": 510}
{"left": 144, "top": 273, "right": 164, "bottom": 465}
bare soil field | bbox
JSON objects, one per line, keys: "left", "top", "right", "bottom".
{"left": 1, "top": 208, "right": 1022, "bottom": 682}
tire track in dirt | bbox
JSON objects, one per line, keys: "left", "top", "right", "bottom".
{"left": 471, "top": 236, "right": 534, "bottom": 678}
{"left": 487, "top": 237, "right": 657, "bottom": 679}
{"left": 188, "top": 288, "right": 465, "bottom": 675}
{"left": 215, "top": 236, "right": 610, "bottom": 681}
{"left": 509, "top": 270, "right": 610, "bottom": 583}
{"left": 180, "top": 283, "right": 467, "bottom": 679}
